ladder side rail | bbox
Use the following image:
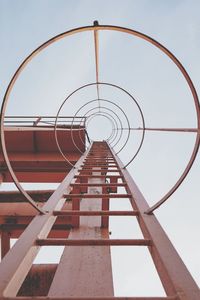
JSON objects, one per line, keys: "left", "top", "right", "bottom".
{"left": 0, "top": 147, "right": 90, "bottom": 297}
{"left": 109, "top": 145, "right": 200, "bottom": 300}
{"left": 5, "top": 296, "right": 178, "bottom": 300}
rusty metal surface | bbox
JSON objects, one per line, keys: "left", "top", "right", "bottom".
{"left": 0, "top": 190, "right": 54, "bottom": 202}
{"left": 53, "top": 210, "right": 138, "bottom": 216}
{"left": 17, "top": 264, "right": 58, "bottom": 296}
{"left": 48, "top": 148, "right": 114, "bottom": 297}
{"left": 37, "top": 238, "right": 151, "bottom": 246}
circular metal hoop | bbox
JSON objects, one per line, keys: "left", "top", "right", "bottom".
{"left": 70, "top": 98, "right": 132, "bottom": 155}
{"left": 86, "top": 112, "right": 117, "bottom": 142}
{"left": 55, "top": 96, "right": 126, "bottom": 165}
{"left": 73, "top": 109, "right": 118, "bottom": 149}
{"left": 1, "top": 24, "right": 199, "bottom": 213}
{"left": 84, "top": 107, "right": 123, "bottom": 144}
{"left": 55, "top": 83, "right": 145, "bottom": 168}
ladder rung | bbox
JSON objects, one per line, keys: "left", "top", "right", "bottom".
{"left": 84, "top": 162, "right": 115, "bottom": 164}
{"left": 84, "top": 161, "right": 115, "bottom": 163}
{"left": 88, "top": 155, "right": 112, "bottom": 156}
{"left": 37, "top": 238, "right": 151, "bottom": 246}
{"left": 85, "top": 158, "right": 115, "bottom": 160}
{"left": 84, "top": 158, "right": 115, "bottom": 160}
{"left": 64, "top": 194, "right": 132, "bottom": 199}
{"left": 84, "top": 164, "right": 116, "bottom": 166}
{"left": 70, "top": 183, "right": 126, "bottom": 187}
{"left": 79, "top": 169, "right": 120, "bottom": 172}
{"left": 53, "top": 210, "right": 139, "bottom": 216}
{"left": 82, "top": 166, "right": 117, "bottom": 168}
{"left": 88, "top": 155, "right": 112, "bottom": 157}
{"left": 83, "top": 163, "right": 116, "bottom": 165}
{"left": 8, "top": 296, "right": 179, "bottom": 300}
{"left": 81, "top": 167, "right": 120, "bottom": 172}
{"left": 88, "top": 150, "right": 111, "bottom": 152}
{"left": 75, "top": 175, "right": 123, "bottom": 179}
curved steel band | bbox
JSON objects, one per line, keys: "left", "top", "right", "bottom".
{"left": 55, "top": 84, "right": 145, "bottom": 167}
{"left": 73, "top": 107, "right": 120, "bottom": 151}
{"left": 86, "top": 112, "right": 117, "bottom": 142}
{"left": 69, "top": 96, "right": 136, "bottom": 157}
{"left": 70, "top": 99, "right": 127, "bottom": 156}
{"left": 1, "top": 24, "right": 199, "bottom": 214}
{"left": 82, "top": 107, "right": 122, "bottom": 146}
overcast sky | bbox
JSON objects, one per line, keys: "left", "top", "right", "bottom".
{"left": 0, "top": 0, "right": 200, "bottom": 297}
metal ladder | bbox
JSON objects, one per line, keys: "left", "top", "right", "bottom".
{"left": 0, "top": 142, "right": 199, "bottom": 299}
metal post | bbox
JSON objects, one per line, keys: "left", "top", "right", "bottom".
{"left": 0, "top": 173, "right": 4, "bottom": 185}
{"left": 1, "top": 230, "right": 10, "bottom": 259}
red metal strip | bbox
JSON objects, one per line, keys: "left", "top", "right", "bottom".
{"left": 36, "top": 238, "right": 151, "bottom": 246}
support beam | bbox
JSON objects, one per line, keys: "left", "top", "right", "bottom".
{"left": 53, "top": 210, "right": 139, "bottom": 216}
{"left": 1, "top": 231, "right": 10, "bottom": 259}
{"left": 64, "top": 194, "right": 132, "bottom": 198}
{"left": 0, "top": 190, "right": 54, "bottom": 203}
{"left": 48, "top": 150, "right": 114, "bottom": 297}
{"left": 93, "top": 20, "right": 100, "bottom": 103}
{"left": 0, "top": 173, "right": 4, "bottom": 185}
{"left": 70, "top": 183, "right": 126, "bottom": 187}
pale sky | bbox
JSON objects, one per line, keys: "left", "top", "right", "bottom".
{"left": 0, "top": 0, "right": 200, "bottom": 297}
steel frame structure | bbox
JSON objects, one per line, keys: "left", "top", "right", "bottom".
{"left": 1, "top": 23, "right": 200, "bottom": 215}
{"left": 0, "top": 22, "right": 199, "bottom": 300}
{"left": 0, "top": 141, "right": 199, "bottom": 299}
{"left": 0, "top": 116, "right": 86, "bottom": 184}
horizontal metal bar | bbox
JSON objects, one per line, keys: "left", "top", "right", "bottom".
{"left": 0, "top": 190, "right": 54, "bottom": 203}
{"left": 82, "top": 165, "right": 117, "bottom": 167}
{"left": 135, "top": 127, "right": 199, "bottom": 133}
{"left": 85, "top": 158, "right": 114, "bottom": 160}
{"left": 88, "top": 153, "right": 112, "bottom": 155}
{"left": 84, "top": 162, "right": 115, "bottom": 164}
{"left": 80, "top": 168, "right": 120, "bottom": 171}
{"left": 84, "top": 161, "right": 115, "bottom": 164}
{"left": 74, "top": 175, "right": 123, "bottom": 179}
{"left": 5, "top": 296, "right": 179, "bottom": 300}
{"left": 78, "top": 172, "right": 121, "bottom": 175}
{"left": 5, "top": 116, "right": 86, "bottom": 119}
{"left": 70, "top": 183, "right": 126, "bottom": 187}
{"left": 64, "top": 194, "right": 132, "bottom": 198}
{"left": 36, "top": 238, "right": 151, "bottom": 246}
{"left": 84, "top": 157, "right": 114, "bottom": 159}
{"left": 82, "top": 162, "right": 117, "bottom": 168}
{"left": 5, "top": 120, "right": 83, "bottom": 124}
{"left": 4, "top": 126, "right": 85, "bottom": 132}
{"left": 53, "top": 210, "right": 139, "bottom": 216}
